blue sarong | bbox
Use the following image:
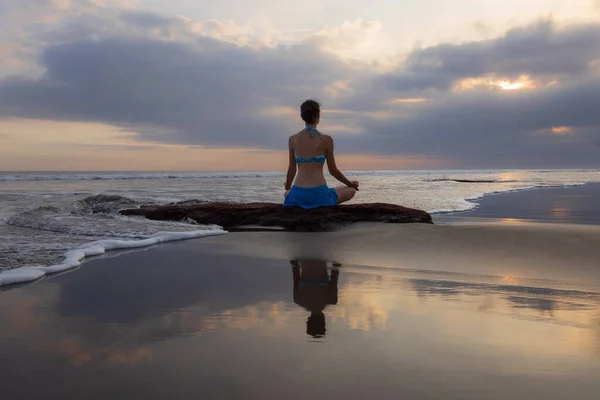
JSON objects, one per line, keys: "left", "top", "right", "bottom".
{"left": 284, "top": 185, "right": 338, "bottom": 209}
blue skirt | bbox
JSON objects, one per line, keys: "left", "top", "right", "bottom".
{"left": 284, "top": 185, "right": 339, "bottom": 209}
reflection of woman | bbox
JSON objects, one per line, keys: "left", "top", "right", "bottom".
{"left": 283, "top": 99, "right": 359, "bottom": 209}
{"left": 291, "top": 260, "right": 340, "bottom": 338}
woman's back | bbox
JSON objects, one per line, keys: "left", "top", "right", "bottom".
{"left": 290, "top": 128, "right": 329, "bottom": 188}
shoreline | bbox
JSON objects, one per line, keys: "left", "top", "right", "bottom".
{"left": 429, "top": 182, "right": 588, "bottom": 215}
{"left": 433, "top": 181, "right": 600, "bottom": 225}
{"left": 1, "top": 181, "right": 600, "bottom": 288}
{"left": 0, "top": 229, "right": 227, "bottom": 287}
{"left": 3, "top": 220, "right": 600, "bottom": 292}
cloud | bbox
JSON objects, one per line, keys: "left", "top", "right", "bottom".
{"left": 0, "top": 2, "right": 600, "bottom": 168}
{"left": 306, "top": 19, "right": 395, "bottom": 66}
{"left": 382, "top": 20, "right": 600, "bottom": 91}
{"left": 345, "top": 76, "right": 600, "bottom": 168}
{"left": 0, "top": 18, "right": 362, "bottom": 149}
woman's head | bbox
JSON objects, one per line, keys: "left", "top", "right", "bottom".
{"left": 300, "top": 99, "right": 321, "bottom": 125}
{"left": 307, "top": 312, "right": 326, "bottom": 338}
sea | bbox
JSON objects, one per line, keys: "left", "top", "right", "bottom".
{"left": 1, "top": 169, "right": 599, "bottom": 284}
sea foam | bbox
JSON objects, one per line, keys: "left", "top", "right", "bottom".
{"left": 0, "top": 229, "right": 227, "bottom": 287}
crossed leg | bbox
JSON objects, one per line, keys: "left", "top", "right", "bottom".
{"left": 335, "top": 186, "right": 357, "bottom": 204}
{"left": 284, "top": 186, "right": 356, "bottom": 204}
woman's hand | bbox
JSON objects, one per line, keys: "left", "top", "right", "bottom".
{"left": 348, "top": 181, "right": 360, "bottom": 191}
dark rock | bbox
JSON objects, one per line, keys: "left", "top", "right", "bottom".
{"left": 428, "top": 179, "right": 497, "bottom": 183}
{"left": 452, "top": 179, "right": 496, "bottom": 183}
{"left": 120, "top": 202, "right": 433, "bottom": 231}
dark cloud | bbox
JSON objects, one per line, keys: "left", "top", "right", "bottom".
{"left": 118, "top": 10, "right": 173, "bottom": 28}
{"left": 0, "top": 27, "right": 360, "bottom": 148}
{"left": 383, "top": 20, "right": 600, "bottom": 91}
{"left": 332, "top": 21, "right": 600, "bottom": 167}
{"left": 342, "top": 77, "right": 600, "bottom": 168}
{"left": 0, "top": 8, "right": 599, "bottom": 168}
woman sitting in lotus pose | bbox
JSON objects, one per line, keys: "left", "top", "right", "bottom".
{"left": 284, "top": 99, "right": 359, "bottom": 209}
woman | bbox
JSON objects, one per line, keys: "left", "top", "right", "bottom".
{"left": 284, "top": 99, "right": 359, "bottom": 209}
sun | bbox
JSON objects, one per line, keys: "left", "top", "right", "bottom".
{"left": 497, "top": 75, "right": 539, "bottom": 91}
{"left": 499, "top": 81, "right": 524, "bottom": 90}
{"left": 454, "top": 75, "right": 537, "bottom": 91}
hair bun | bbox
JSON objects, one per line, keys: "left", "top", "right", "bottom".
{"left": 300, "top": 99, "right": 321, "bottom": 124}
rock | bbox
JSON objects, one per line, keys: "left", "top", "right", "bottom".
{"left": 451, "top": 179, "right": 496, "bottom": 183}
{"left": 120, "top": 202, "right": 433, "bottom": 231}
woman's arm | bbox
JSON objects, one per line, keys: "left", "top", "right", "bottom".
{"left": 325, "top": 136, "right": 359, "bottom": 189}
{"left": 285, "top": 136, "right": 297, "bottom": 190}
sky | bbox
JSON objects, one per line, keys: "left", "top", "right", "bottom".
{"left": 1, "top": 0, "right": 600, "bottom": 171}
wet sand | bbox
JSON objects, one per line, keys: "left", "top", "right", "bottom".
{"left": 434, "top": 182, "right": 600, "bottom": 225}
{"left": 1, "top": 222, "right": 600, "bottom": 399}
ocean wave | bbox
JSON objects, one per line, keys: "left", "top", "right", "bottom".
{"left": 0, "top": 171, "right": 420, "bottom": 182}
{"left": 74, "top": 194, "right": 143, "bottom": 214}
{"left": 0, "top": 192, "right": 228, "bottom": 287}
{"left": 0, "top": 172, "right": 286, "bottom": 182}
{"left": 0, "top": 229, "right": 228, "bottom": 287}
{"left": 1, "top": 171, "right": 423, "bottom": 181}
{"left": 5, "top": 194, "right": 202, "bottom": 238}
{"left": 3, "top": 169, "right": 600, "bottom": 183}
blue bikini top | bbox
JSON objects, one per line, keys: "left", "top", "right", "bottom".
{"left": 295, "top": 126, "right": 327, "bottom": 164}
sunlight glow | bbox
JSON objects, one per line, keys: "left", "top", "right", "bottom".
{"left": 454, "top": 75, "right": 537, "bottom": 91}
{"left": 391, "top": 98, "right": 430, "bottom": 104}
{"left": 498, "top": 75, "right": 538, "bottom": 90}
{"left": 589, "top": 59, "right": 600, "bottom": 71}
{"left": 535, "top": 126, "right": 575, "bottom": 135}
{"left": 499, "top": 81, "right": 524, "bottom": 90}
{"left": 324, "top": 80, "right": 354, "bottom": 97}
{"left": 259, "top": 106, "right": 296, "bottom": 117}
{"left": 552, "top": 207, "right": 569, "bottom": 218}
{"left": 551, "top": 126, "right": 574, "bottom": 135}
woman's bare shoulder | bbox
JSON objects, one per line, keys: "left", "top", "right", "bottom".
{"left": 290, "top": 130, "right": 305, "bottom": 139}
{"left": 322, "top": 133, "right": 334, "bottom": 142}
{"left": 288, "top": 132, "right": 301, "bottom": 147}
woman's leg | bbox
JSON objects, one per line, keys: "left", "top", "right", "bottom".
{"left": 335, "top": 186, "right": 356, "bottom": 204}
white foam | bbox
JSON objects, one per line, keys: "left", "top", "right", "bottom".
{"left": 0, "top": 229, "right": 227, "bottom": 287}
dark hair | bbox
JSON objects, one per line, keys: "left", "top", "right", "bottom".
{"left": 306, "top": 312, "right": 326, "bottom": 338}
{"left": 300, "top": 99, "right": 321, "bottom": 124}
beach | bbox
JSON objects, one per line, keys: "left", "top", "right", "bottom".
{"left": 2, "top": 182, "right": 600, "bottom": 399}
{"left": 1, "top": 169, "right": 599, "bottom": 272}
{"left": 434, "top": 182, "right": 600, "bottom": 225}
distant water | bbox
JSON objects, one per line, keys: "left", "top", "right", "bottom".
{"left": 0, "top": 169, "right": 599, "bottom": 273}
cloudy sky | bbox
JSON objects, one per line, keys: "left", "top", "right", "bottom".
{"left": 1, "top": 0, "right": 599, "bottom": 171}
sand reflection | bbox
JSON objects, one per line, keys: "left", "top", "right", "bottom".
{"left": 552, "top": 200, "right": 570, "bottom": 220}
{"left": 1, "top": 258, "right": 599, "bottom": 369}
